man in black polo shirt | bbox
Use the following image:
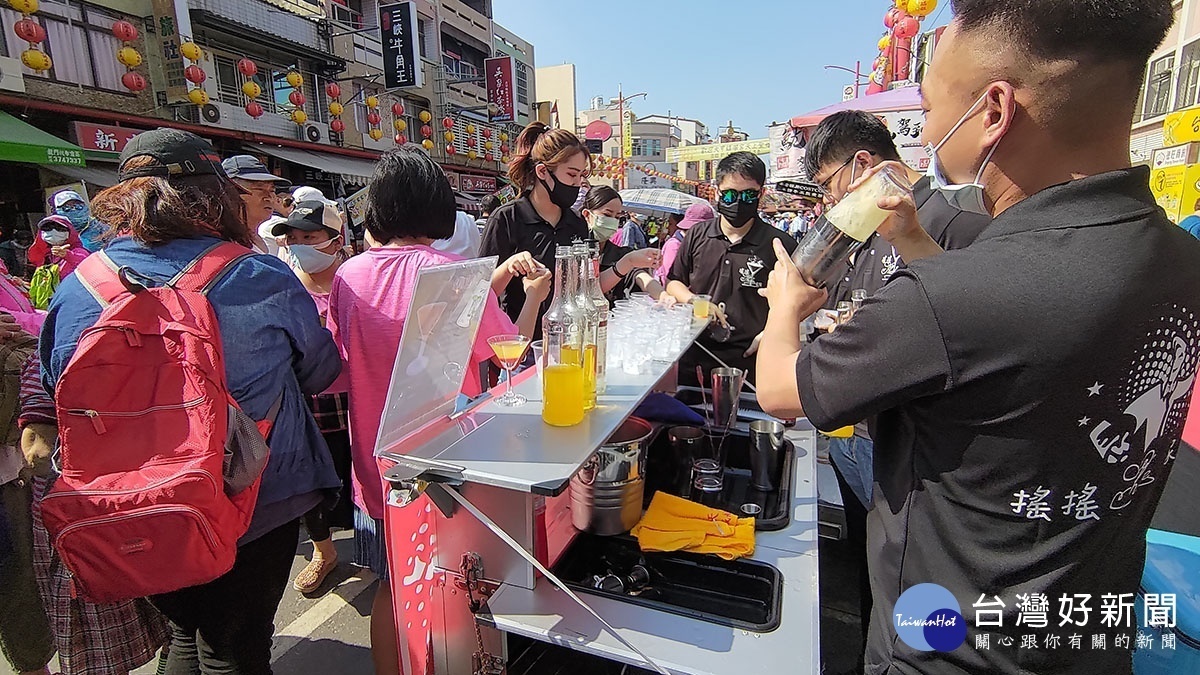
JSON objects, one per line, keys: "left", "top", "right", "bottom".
{"left": 758, "top": 1, "right": 1190, "bottom": 673}
{"left": 665, "top": 152, "right": 798, "bottom": 385}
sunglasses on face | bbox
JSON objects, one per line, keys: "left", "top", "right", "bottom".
{"left": 40, "top": 225, "right": 68, "bottom": 233}
{"left": 58, "top": 202, "right": 86, "bottom": 213}
{"left": 718, "top": 189, "right": 760, "bottom": 206}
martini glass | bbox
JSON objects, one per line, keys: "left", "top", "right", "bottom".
{"left": 488, "top": 334, "right": 531, "bottom": 407}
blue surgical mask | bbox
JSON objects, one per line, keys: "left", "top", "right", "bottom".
{"left": 924, "top": 92, "right": 1001, "bottom": 216}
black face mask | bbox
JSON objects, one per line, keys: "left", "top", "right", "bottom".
{"left": 717, "top": 200, "right": 758, "bottom": 229}
{"left": 539, "top": 173, "right": 580, "bottom": 211}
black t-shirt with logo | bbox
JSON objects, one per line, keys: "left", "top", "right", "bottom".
{"left": 668, "top": 216, "right": 799, "bottom": 352}
{"left": 480, "top": 195, "right": 588, "bottom": 336}
{"left": 796, "top": 168, "right": 1200, "bottom": 674}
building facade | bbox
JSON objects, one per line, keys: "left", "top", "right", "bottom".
{"left": 1131, "top": 0, "right": 1200, "bottom": 164}
{"left": 0, "top": 0, "right": 536, "bottom": 235}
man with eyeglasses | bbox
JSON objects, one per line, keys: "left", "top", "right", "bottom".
{"left": 666, "top": 151, "right": 798, "bottom": 386}
{"left": 222, "top": 155, "right": 292, "bottom": 254}
{"left": 803, "top": 110, "right": 991, "bottom": 674}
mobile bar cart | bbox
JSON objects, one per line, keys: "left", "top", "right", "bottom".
{"left": 375, "top": 258, "right": 821, "bottom": 674}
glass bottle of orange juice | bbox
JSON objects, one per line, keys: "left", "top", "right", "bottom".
{"left": 542, "top": 246, "right": 586, "bottom": 427}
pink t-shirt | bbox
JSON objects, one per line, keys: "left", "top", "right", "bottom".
{"left": 327, "top": 245, "right": 517, "bottom": 518}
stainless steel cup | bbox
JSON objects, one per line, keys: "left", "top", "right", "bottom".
{"left": 748, "top": 419, "right": 786, "bottom": 491}
{"left": 710, "top": 367, "right": 745, "bottom": 430}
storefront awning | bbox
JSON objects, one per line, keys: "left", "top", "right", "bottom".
{"left": 0, "top": 111, "right": 86, "bottom": 166}
{"left": 44, "top": 162, "right": 120, "bottom": 188}
{"left": 246, "top": 143, "right": 378, "bottom": 185}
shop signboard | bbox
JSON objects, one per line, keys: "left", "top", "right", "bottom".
{"left": 1150, "top": 165, "right": 1187, "bottom": 222}
{"left": 344, "top": 186, "right": 370, "bottom": 228}
{"left": 444, "top": 171, "right": 461, "bottom": 191}
{"left": 485, "top": 56, "right": 516, "bottom": 124}
{"left": 150, "top": 0, "right": 193, "bottom": 104}
{"left": 769, "top": 123, "right": 807, "bottom": 180}
{"left": 379, "top": 2, "right": 421, "bottom": 89}
{"left": 461, "top": 175, "right": 497, "bottom": 193}
{"left": 774, "top": 180, "right": 823, "bottom": 201}
{"left": 665, "top": 138, "right": 770, "bottom": 164}
{"left": 1152, "top": 143, "right": 1198, "bottom": 169}
{"left": 72, "top": 122, "right": 142, "bottom": 157}
{"left": 1163, "top": 107, "right": 1200, "bottom": 146}
{"left": 622, "top": 110, "right": 634, "bottom": 159}
{"left": 878, "top": 110, "right": 927, "bottom": 171}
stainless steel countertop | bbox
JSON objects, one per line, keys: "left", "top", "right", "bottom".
{"left": 380, "top": 321, "right": 708, "bottom": 495}
{"left": 483, "top": 427, "right": 821, "bottom": 675}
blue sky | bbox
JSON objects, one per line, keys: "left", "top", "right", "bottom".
{"left": 493, "top": 0, "right": 952, "bottom": 138}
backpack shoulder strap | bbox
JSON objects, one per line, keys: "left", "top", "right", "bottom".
{"left": 170, "top": 242, "right": 254, "bottom": 295}
{"left": 74, "top": 252, "right": 128, "bottom": 308}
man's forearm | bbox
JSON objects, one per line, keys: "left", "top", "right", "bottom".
{"left": 666, "top": 280, "right": 693, "bottom": 304}
{"left": 890, "top": 228, "right": 943, "bottom": 263}
{"left": 756, "top": 306, "right": 805, "bottom": 419}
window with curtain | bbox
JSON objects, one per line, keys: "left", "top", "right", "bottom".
{"left": 1176, "top": 41, "right": 1200, "bottom": 112}
{"left": 0, "top": 1, "right": 130, "bottom": 92}
{"left": 1143, "top": 54, "right": 1175, "bottom": 121}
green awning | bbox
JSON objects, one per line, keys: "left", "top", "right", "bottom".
{"left": 0, "top": 111, "right": 85, "bottom": 167}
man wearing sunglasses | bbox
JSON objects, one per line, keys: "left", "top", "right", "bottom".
{"left": 665, "top": 151, "right": 798, "bottom": 385}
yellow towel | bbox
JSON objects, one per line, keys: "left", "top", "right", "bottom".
{"left": 630, "top": 492, "right": 755, "bottom": 560}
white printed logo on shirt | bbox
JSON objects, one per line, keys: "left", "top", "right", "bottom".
{"left": 739, "top": 255, "right": 765, "bottom": 288}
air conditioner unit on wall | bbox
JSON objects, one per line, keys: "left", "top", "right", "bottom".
{"left": 298, "top": 121, "right": 330, "bottom": 144}
{"left": 0, "top": 56, "right": 26, "bottom": 93}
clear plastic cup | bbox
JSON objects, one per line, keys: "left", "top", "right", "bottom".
{"left": 692, "top": 294, "right": 713, "bottom": 320}
{"left": 531, "top": 340, "right": 544, "bottom": 393}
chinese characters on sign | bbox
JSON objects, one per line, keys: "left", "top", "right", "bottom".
{"left": 72, "top": 122, "right": 142, "bottom": 156}
{"left": 967, "top": 593, "right": 1178, "bottom": 652}
{"left": 485, "top": 56, "right": 516, "bottom": 124}
{"left": 460, "top": 175, "right": 497, "bottom": 193}
{"left": 379, "top": 2, "right": 421, "bottom": 89}
{"left": 150, "top": 0, "right": 192, "bottom": 103}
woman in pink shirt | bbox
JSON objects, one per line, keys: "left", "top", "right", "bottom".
{"left": 327, "top": 147, "right": 547, "bottom": 675}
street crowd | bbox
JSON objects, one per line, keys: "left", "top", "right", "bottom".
{"left": 1, "top": 1, "right": 1196, "bottom": 675}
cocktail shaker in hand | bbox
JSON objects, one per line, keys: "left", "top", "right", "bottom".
{"left": 792, "top": 166, "right": 913, "bottom": 288}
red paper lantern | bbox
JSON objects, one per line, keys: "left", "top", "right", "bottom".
{"left": 14, "top": 19, "right": 46, "bottom": 44}
{"left": 442, "top": 116, "right": 454, "bottom": 130}
{"left": 392, "top": 102, "right": 405, "bottom": 116}
{"left": 330, "top": 118, "right": 346, "bottom": 133}
{"left": 446, "top": 144, "right": 456, "bottom": 155}
{"left": 499, "top": 143, "right": 509, "bottom": 154}
{"left": 184, "top": 64, "right": 207, "bottom": 84}
{"left": 395, "top": 133, "right": 408, "bottom": 145}
{"left": 420, "top": 124, "right": 433, "bottom": 138}
{"left": 111, "top": 19, "right": 139, "bottom": 42}
{"left": 367, "top": 112, "right": 382, "bottom": 126}
{"left": 289, "top": 90, "right": 307, "bottom": 107}
{"left": 121, "top": 70, "right": 147, "bottom": 92}
{"left": 325, "top": 82, "right": 341, "bottom": 99}
{"left": 884, "top": 8, "right": 900, "bottom": 28}
{"left": 238, "top": 58, "right": 258, "bottom": 77}
{"left": 894, "top": 16, "right": 920, "bottom": 39}
{"left": 245, "top": 101, "right": 264, "bottom": 118}
{"left": 482, "top": 128, "right": 492, "bottom": 139}
{"left": 466, "top": 137, "right": 477, "bottom": 148}
{"left": 484, "top": 153, "right": 493, "bottom": 162}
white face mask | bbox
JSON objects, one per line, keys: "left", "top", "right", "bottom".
{"left": 924, "top": 92, "right": 1001, "bottom": 216}
{"left": 588, "top": 213, "right": 621, "bottom": 240}
{"left": 41, "top": 230, "right": 69, "bottom": 246}
{"left": 288, "top": 239, "right": 341, "bottom": 274}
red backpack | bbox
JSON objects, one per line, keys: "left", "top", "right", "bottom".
{"left": 40, "top": 242, "right": 274, "bottom": 603}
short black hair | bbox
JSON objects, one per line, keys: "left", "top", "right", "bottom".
{"left": 804, "top": 111, "right": 901, "bottom": 180}
{"left": 715, "top": 151, "right": 766, "bottom": 188}
{"left": 582, "top": 185, "right": 622, "bottom": 212}
{"left": 952, "top": 0, "right": 1172, "bottom": 75}
{"left": 364, "top": 147, "right": 455, "bottom": 243}
{"left": 481, "top": 194, "right": 501, "bottom": 215}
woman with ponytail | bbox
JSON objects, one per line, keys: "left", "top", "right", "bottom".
{"left": 480, "top": 122, "right": 591, "bottom": 335}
